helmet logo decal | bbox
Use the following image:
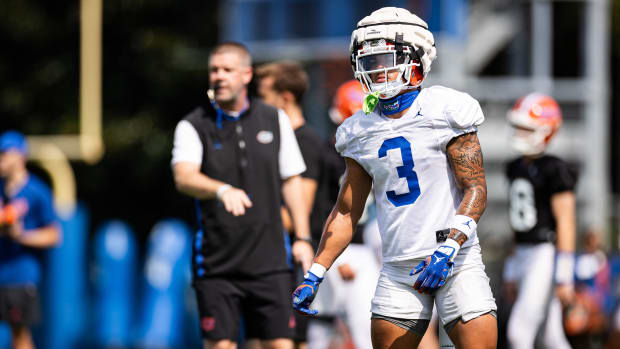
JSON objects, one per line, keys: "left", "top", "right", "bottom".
{"left": 507, "top": 93, "right": 562, "bottom": 156}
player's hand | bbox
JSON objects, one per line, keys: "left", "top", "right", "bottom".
{"left": 411, "top": 244, "right": 457, "bottom": 294}
{"left": 556, "top": 284, "right": 576, "bottom": 307}
{"left": 218, "top": 186, "right": 252, "bottom": 216}
{"left": 337, "top": 263, "right": 356, "bottom": 281}
{"left": 292, "top": 271, "right": 323, "bottom": 316}
{"left": 292, "top": 240, "right": 314, "bottom": 273}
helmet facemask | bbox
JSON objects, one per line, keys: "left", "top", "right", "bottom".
{"left": 509, "top": 124, "right": 551, "bottom": 156}
{"left": 354, "top": 39, "right": 421, "bottom": 99}
{"left": 349, "top": 8, "right": 436, "bottom": 101}
{"left": 508, "top": 110, "right": 554, "bottom": 156}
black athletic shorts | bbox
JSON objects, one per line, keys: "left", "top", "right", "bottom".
{"left": 292, "top": 265, "right": 308, "bottom": 342}
{"left": 0, "top": 285, "right": 41, "bottom": 326}
{"left": 293, "top": 308, "right": 309, "bottom": 342}
{"left": 194, "top": 272, "right": 295, "bottom": 341}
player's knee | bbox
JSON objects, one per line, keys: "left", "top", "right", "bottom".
{"left": 205, "top": 339, "right": 236, "bottom": 349}
{"left": 370, "top": 317, "right": 425, "bottom": 349}
{"left": 8, "top": 324, "right": 30, "bottom": 337}
{"left": 261, "top": 338, "right": 294, "bottom": 349}
{"left": 448, "top": 313, "right": 497, "bottom": 349}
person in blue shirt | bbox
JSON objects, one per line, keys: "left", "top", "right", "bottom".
{"left": 0, "top": 130, "right": 60, "bottom": 349}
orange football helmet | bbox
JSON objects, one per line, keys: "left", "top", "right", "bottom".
{"left": 507, "top": 93, "right": 562, "bottom": 156}
{"left": 329, "top": 80, "right": 365, "bottom": 125}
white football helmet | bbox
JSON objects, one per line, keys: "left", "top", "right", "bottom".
{"left": 350, "top": 7, "right": 436, "bottom": 99}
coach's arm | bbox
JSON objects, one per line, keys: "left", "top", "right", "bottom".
{"left": 173, "top": 162, "right": 252, "bottom": 216}
{"left": 282, "top": 174, "right": 314, "bottom": 272}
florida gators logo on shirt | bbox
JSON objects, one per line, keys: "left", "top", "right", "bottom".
{"left": 256, "top": 130, "right": 274, "bottom": 144}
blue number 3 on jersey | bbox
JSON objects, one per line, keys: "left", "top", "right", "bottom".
{"left": 378, "top": 136, "right": 421, "bottom": 207}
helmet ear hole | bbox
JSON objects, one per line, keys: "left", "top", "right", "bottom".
{"left": 409, "top": 63, "right": 424, "bottom": 88}
{"left": 543, "top": 129, "right": 556, "bottom": 145}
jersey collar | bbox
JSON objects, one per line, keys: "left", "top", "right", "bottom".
{"left": 211, "top": 98, "right": 250, "bottom": 129}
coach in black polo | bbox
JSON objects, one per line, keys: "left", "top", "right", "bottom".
{"left": 172, "top": 42, "right": 314, "bottom": 349}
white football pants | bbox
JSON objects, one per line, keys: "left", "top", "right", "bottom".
{"left": 307, "top": 243, "right": 380, "bottom": 349}
{"left": 505, "top": 242, "right": 571, "bottom": 349}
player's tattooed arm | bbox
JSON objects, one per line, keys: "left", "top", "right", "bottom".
{"left": 446, "top": 132, "right": 487, "bottom": 244}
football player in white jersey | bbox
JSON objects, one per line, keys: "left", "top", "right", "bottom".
{"left": 292, "top": 7, "right": 497, "bottom": 349}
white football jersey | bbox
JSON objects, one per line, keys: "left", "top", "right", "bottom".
{"left": 335, "top": 85, "right": 484, "bottom": 262}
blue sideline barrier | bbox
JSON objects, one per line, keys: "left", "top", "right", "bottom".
{"left": 91, "top": 220, "right": 137, "bottom": 348}
{"left": 0, "top": 323, "right": 9, "bottom": 348}
{"left": 42, "top": 204, "right": 89, "bottom": 349}
{"left": 133, "top": 219, "right": 198, "bottom": 348}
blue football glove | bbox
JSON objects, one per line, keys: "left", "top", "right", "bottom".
{"left": 292, "top": 271, "right": 323, "bottom": 316}
{"left": 411, "top": 243, "right": 457, "bottom": 294}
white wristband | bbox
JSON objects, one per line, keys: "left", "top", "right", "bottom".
{"left": 555, "top": 252, "right": 575, "bottom": 285}
{"left": 308, "top": 263, "right": 327, "bottom": 278}
{"left": 439, "top": 238, "right": 461, "bottom": 261}
{"left": 449, "top": 215, "right": 477, "bottom": 239}
{"left": 216, "top": 184, "right": 232, "bottom": 201}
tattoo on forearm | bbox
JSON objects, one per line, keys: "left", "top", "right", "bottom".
{"left": 447, "top": 132, "right": 487, "bottom": 222}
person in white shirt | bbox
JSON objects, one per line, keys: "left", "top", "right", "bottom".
{"left": 172, "top": 42, "right": 313, "bottom": 349}
{"left": 292, "top": 8, "right": 497, "bottom": 349}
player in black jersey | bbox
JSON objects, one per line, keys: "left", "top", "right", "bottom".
{"left": 504, "top": 93, "right": 577, "bottom": 349}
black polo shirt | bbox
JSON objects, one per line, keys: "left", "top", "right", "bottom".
{"left": 184, "top": 99, "right": 294, "bottom": 278}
